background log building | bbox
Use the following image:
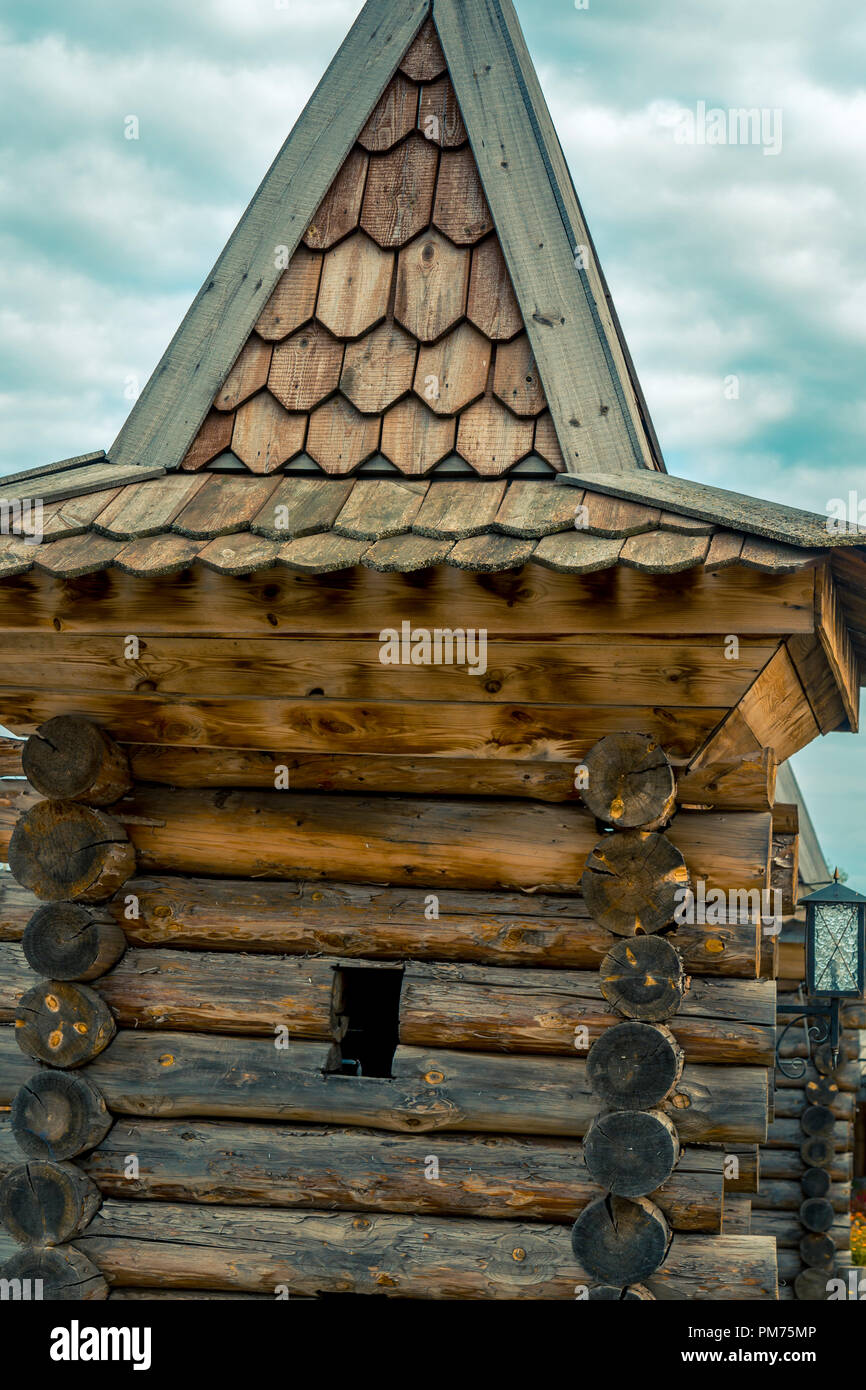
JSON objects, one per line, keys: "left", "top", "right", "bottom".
{"left": 0, "top": 0, "right": 864, "bottom": 1302}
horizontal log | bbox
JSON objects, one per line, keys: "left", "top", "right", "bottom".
{"left": 0, "top": 690, "right": 725, "bottom": 762}
{"left": 0, "top": 1027, "right": 769, "bottom": 1142}
{"left": 0, "top": 786, "right": 773, "bottom": 895}
{"left": 773, "top": 1088, "right": 854, "bottom": 1121}
{"left": 0, "top": 943, "right": 774, "bottom": 1063}
{"left": 752, "top": 1180, "right": 850, "bottom": 1213}
{"left": 0, "top": 635, "right": 776, "bottom": 706}
{"left": 8, "top": 801, "right": 135, "bottom": 902}
{"left": 720, "top": 1195, "right": 751, "bottom": 1234}
{"left": 0, "top": 871, "right": 761, "bottom": 978}
{"left": 749, "top": 1209, "right": 850, "bottom": 1250}
{"left": 399, "top": 961, "right": 776, "bottom": 1064}
{"left": 0, "top": 565, "right": 815, "bottom": 639}
{"left": 676, "top": 750, "right": 776, "bottom": 812}
{"left": 757, "top": 1149, "right": 853, "bottom": 1182}
{"left": 775, "top": 1060, "right": 861, "bottom": 1093}
{"left": 765, "top": 1118, "right": 853, "bottom": 1149}
{"left": 0, "top": 739, "right": 780, "bottom": 810}
{"left": 70, "top": 1199, "right": 779, "bottom": 1299}
{"left": 58, "top": 1117, "right": 722, "bottom": 1231}
{"left": 692, "top": 1144, "right": 760, "bottom": 1194}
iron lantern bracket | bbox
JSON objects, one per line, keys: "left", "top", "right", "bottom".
{"left": 775, "top": 998, "right": 841, "bottom": 1079}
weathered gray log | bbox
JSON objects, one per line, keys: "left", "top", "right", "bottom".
{"left": 752, "top": 1178, "right": 848, "bottom": 1211}
{"left": 571, "top": 1195, "right": 671, "bottom": 1284}
{"left": 587, "top": 1022, "right": 684, "bottom": 1108}
{"left": 22, "top": 902, "right": 126, "bottom": 981}
{"left": 0, "top": 1244, "right": 107, "bottom": 1299}
{"left": 15, "top": 980, "right": 115, "bottom": 1067}
{"left": 801, "top": 1105, "right": 837, "bottom": 1138}
{"left": 0, "top": 1026, "right": 768, "bottom": 1143}
{"left": 61, "top": 1117, "right": 722, "bottom": 1230}
{"left": 774, "top": 1088, "right": 853, "bottom": 1120}
{"left": 766, "top": 1149, "right": 853, "bottom": 1183}
{"left": 750, "top": 1209, "right": 849, "bottom": 1250}
{"left": 9, "top": 802, "right": 135, "bottom": 902}
{"left": 801, "top": 1168, "right": 832, "bottom": 1199}
{"left": 794, "top": 1267, "right": 835, "bottom": 1301}
{"left": 0, "top": 870, "right": 762, "bottom": 978}
{"left": 11, "top": 1070, "right": 112, "bottom": 1160}
{"left": 799, "top": 1232, "right": 836, "bottom": 1269}
{"left": 397, "top": 960, "right": 774, "bottom": 1063}
{"left": 22, "top": 717, "right": 132, "bottom": 806}
{"left": 720, "top": 1195, "right": 751, "bottom": 1233}
{"left": 599, "top": 935, "right": 685, "bottom": 1021}
{"left": 0, "top": 1161, "right": 101, "bottom": 1244}
{"left": 581, "top": 830, "right": 689, "bottom": 935}
{"left": 800, "top": 1136, "right": 836, "bottom": 1168}
{"left": 70, "top": 1201, "right": 777, "bottom": 1299}
{"left": 0, "top": 942, "right": 775, "bottom": 1064}
{"left": 799, "top": 1197, "right": 836, "bottom": 1233}
{"left": 583, "top": 1110, "right": 679, "bottom": 1197}
{"left": 580, "top": 733, "right": 676, "bottom": 829}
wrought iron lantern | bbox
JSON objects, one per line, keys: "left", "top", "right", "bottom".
{"left": 776, "top": 870, "right": 866, "bottom": 1076}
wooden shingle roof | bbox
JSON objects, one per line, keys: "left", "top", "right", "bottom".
{"left": 0, "top": 475, "right": 831, "bottom": 580}
{"left": 101, "top": 0, "right": 663, "bottom": 481}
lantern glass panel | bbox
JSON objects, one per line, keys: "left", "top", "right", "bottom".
{"left": 811, "top": 903, "right": 860, "bottom": 993}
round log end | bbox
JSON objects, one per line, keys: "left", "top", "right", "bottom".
{"left": 571, "top": 1195, "right": 671, "bottom": 1285}
{"left": 800, "top": 1135, "right": 835, "bottom": 1168}
{"left": 0, "top": 1245, "right": 108, "bottom": 1300}
{"left": 23, "top": 902, "right": 127, "bottom": 981}
{"left": 22, "top": 716, "right": 132, "bottom": 805}
{"left": 799, "top": 1196, "right": 836, "bottom": 1233}
{"left": 15, "top": 980, "right": 116, "bottom": 1068}
{"left": 599, "top": 935, "right": 685, "bottom": 1021}
{"left": 581, "top": 830, "right": 689, "bottom": 937}
{"left": 10, "top": 1071, "right": 112, "bottom": 1161}
{"left": 9, "top": 801, "right": 135, "bottom": 902}
{"left": 587, "top": 1021, "right": 684, "bottom": 1109}
{"left": 584, "top": 1109, "right": 679, "bottom": 1197}
{"left": 794, "top": 1268, "right": 834, "bottom": 1301}
{"left": 581, "top": 733, "right": 676, "bottom": 829}
{"left": 799, "top": 1231, "right": 836, "bottom": 1270}
{"left": 801, "top": 1167, "right": 831, "bottom": 1199}
{"left": 0, "top": 1161, "right": 102, "bottom": 1244}
{"left": 800, "top": 1105, "right": 836, "bottom": 1138}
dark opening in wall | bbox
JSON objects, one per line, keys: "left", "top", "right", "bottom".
{"left": 333, "top": 966, "right": 403, "bottom": 1078}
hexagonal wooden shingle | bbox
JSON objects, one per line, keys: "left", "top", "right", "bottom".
{"left": 304, "top": 147, "right": 369, "bottom": 250}
{"left": 255, "top": 246, "right": 323, "bottom": 342}
{"left": 269, "top": 322, "right": 344, "bottom": 411}
{"left": 414, "top": 322, "right": 491, "bottom": 416}
{"left": 316, "top": 232, "right": 395, "bottom": 340}
{"left": 232, "top": 393, "right": 307, "bottom": 473}
{"left": 394, "top": 229, "right": 470, "bottom": 342}
{"left": 456, "top": 397, "right": 535, "bottom": 476}
{"left": 306, "top": 396, "right": 381, "bottom": 474}
{"left": 359, "top": 74, "right": 420, "bottom": 152}
{"left": 381, "top": 396, "right": 456, "bottom": 474}
{"left": 493, "top": 334, "right": 547, "bottom": 417}
{"left": 433, "top": 147, "right": 493, "bottom": 245}
{"left": 341, "top": 320, "right": 418, "bottom": 414}
{"left": 360, "top": 135, "right": 439, "bottom": 248}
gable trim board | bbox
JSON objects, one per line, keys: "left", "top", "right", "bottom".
{"left": 107, "top": 0, "right": 660, "bottom": 482}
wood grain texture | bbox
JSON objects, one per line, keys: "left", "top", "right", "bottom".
{"left": 418, "top": 75, "right": 467, "bottom": 147}
{"left": 394, "top": 228, "right": 470, "bottom": 343}
{"left": 94, "top": 475, "right": 207, "bottom": 540}
{"left": 359, "top": 73, "right": 420, "bottom": 152}
{"left": 268, "top": 321, "right": 345, "bottom": 410}
{"left": 214, "top": 336, "right": 272, "bottom": 411}
{"left": 381, "top": 396, "right": 456, "bottom": 473}
{"left": 231, "top": 393, "right": 307, "bottom": 473}
{"left": 341, "top": 320, "right": 418, "bottom": 413}
{"left": 433, "top": 146, "right": 493, "bottom": 244}
{"left": 494, "top": 334, "right": 546, "bottom": 417}
{"left": 457, "top": 396, "right": 534, "bottom": 474}
{"left": 110, "top": 0, "right": 430, "bottom": 473}
{"left": 400, "top": 15, "right": 446, "bottom": 81}
{"left": 179, "top": 409, "right": 234, "bottom": 471}
{"left": 303, "top": 145, "right": 369, "bottom": 250}
{"left": 361, "top": 135, "right": 439, "bottom": 247}
{"left": 306, "top": 395, "right": 381, "bottom": 474}
{"left": 254, "top": 245, "right": 323, "bottom": 340}
{"left": 414, "top": 322, "right": 491, "bottom": 415}
{"left": 467, "top": 236, "right": 523, "bottom": 341}
{"left": 316, "top": 231, "right": 395, "bottom": 338}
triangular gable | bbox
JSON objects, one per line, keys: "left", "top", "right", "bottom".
{"left": 109, "top": 0, "right": 662, "bottom": 480}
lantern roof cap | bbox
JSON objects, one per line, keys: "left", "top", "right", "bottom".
{"left": 801, "top": 873, "right": 866, "bottom": 905}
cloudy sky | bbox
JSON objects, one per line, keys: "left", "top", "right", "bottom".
{"left": 1, "top": 0, "right": 864, "bottom": 884}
